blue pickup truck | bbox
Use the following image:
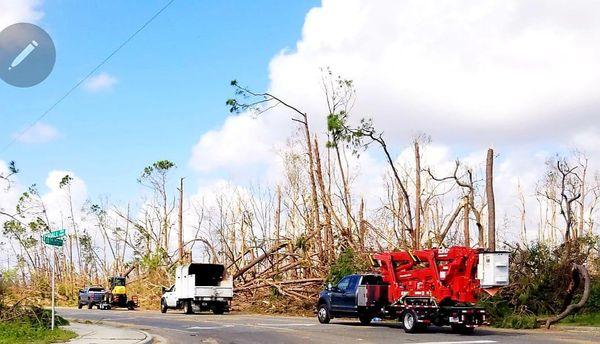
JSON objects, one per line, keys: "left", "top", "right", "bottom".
{"left": 77, "top": 286, "right": 106, "bottom": 309}
{"left": 316, "top": 274, "right": 387, "bottom": 325}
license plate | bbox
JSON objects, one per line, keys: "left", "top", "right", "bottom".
{"left": 449, "top": 317, "right": 460, "bottom": 323}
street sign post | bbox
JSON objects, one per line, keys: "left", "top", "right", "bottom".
{"left": 42, "top": 229, "right": 66, "bottom": 330}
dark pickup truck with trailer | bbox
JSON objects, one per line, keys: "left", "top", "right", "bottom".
{"left": 317, "top": 247, "right": 509, "bottom": 333}
{"left": 77, "top": 286, "right": 106, "bottom": 309}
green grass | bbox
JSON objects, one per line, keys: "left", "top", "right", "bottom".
{"left": 494, "top": 314, "right": 540, "bottom": 329}
{"left": 560, "top": 313, "right": 600, "bottom": 327}
{"left": 0, "top": 322, "right": 77, "bottom": 344}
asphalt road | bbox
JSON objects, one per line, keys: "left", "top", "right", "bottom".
{"left": 58, "top": 308, "right": 599, "bottom": 344}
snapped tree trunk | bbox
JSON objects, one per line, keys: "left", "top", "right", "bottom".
{"left": 178, "top": 177, "right": 184, "bottom": 262}
{"left": 486, "top": 148, "right": 496, "bottom": 251}
{"left": 414, "top": 141, "right": 422, "bottom": 250}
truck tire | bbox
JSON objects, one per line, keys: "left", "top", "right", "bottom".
{"left": 87, "top": 301, "right": 93, "bottom": 309}
{"left": 160, "top": 299, "right": 167, "bottom": 313}
{"left": 183, "top": 300, "right": 193, "bottom": 314}
{"left": 402, "top": 310, "right": 420, "bottom": 333}
{"left": 77, "top": 300, "right": 83, "bottom": 309}
{"left": 451, "top": 324, "right": 474, "bottom": 334}
{"left": 359, "top": 313, "right": 373, "bottom": 325}
{"left": 212, "top": 306, "right": 225, "bottom": 315}
{"left": 317, "top": 304, "right": 331, "bottom": 324}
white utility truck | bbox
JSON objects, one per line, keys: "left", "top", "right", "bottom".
{"left": 161, "top": 263, "right": 233, "bottom": 314}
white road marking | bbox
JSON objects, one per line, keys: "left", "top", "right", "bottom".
{"left": 413, "top": 341, "right": 497, "bottom": 344}
{"left": 255, "top": 323, "right": 316, "bottom": 327}
{"left": 186, "top": 325, "right": 234, "bottom": 330}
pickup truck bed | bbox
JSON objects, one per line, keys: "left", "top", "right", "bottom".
{"left": 78, "top": 286, "right": 106, "bottom": 309}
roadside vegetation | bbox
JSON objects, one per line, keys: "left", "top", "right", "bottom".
{"left": 0, "top": 275, "right": 75, "bottom": 343}
{"left": 0, "top": 322, "right": 75, "bottom": 344}
{"left": 0, "top": 69, "right": 599, "bottom": 328}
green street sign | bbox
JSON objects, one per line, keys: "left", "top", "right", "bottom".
{"left": 44, "top": 229, "right": 66, "bottom": 239}
{"left": 43, "top": 236, "right": 63, "bottom": 247}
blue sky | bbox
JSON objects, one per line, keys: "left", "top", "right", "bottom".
{"left": 0, "top": 0, "right": 318, "bottom": 202}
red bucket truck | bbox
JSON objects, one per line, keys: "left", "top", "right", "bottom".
{"left": 316, "top": 247, "right": 509, "bottom": 333}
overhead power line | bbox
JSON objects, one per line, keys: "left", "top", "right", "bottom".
{"left": 1, "top": 0, "right": 178, "bottom": 153}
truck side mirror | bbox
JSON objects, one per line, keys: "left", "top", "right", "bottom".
{"left": 161, "top": 286, "right": 166, "bottom": 293}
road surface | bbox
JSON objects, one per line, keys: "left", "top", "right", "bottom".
{"left": 58, "top": 308, "right": 598, "bottom": 344}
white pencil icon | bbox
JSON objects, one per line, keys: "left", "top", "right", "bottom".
{"left": 8, "top": 40, "right": 39, "bottom": 71}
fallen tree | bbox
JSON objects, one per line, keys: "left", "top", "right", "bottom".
{"left": 543, "top": 264, "right": 591, "bottom": 328}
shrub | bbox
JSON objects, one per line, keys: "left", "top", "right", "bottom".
{"left": 503, "top": 237, "right": 597, "bottom": 316}
{"left": 583, "top": 279, "right": 600, "bottom": 313}
{"left": 325, "top": 248, "right": 369, "bottom": 285}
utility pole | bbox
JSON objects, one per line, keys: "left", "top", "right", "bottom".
{"left": 178, "top": 177, "right": 184, "bottom": 262}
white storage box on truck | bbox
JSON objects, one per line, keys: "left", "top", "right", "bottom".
{"left": 477, "top": 252, "right": 509, "bottom": 288}
{"left": 161, "top": 263, "right": 233, "bottom": 314}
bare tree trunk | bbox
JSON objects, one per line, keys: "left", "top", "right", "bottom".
{"left": 486, "top": 148, "right": 496, "bottom": 251}
{"left": 358, "top": 198, "right": 366, "bottom": 250}
{"left": 578, "top": 159, "right": 587, "bottom": 238}
{"left": 301, "top": 118, "right": 323, "bottom": 260}
{"left": 438, "top": 202, "right": 464, "bottom": 246}
{"left": 335, "top": 146, "right": 353, "bottom": 234}
{"left": 178, "top": 178, "right": 184, "bottom": 262}
{"left": 414, "top": 141, "right": 422, "bottom": 250}
{"left": 313, "top": 137, "right": 333, "bottom": 262}
{"left": 463, "top": 197, "right": 470, "bottom": 246}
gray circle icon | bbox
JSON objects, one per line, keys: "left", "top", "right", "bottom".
{"left": 0, "top": 23, "right": 55, "bottom": 88}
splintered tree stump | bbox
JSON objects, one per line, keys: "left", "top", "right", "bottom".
{"left": 545, "top": 264, "right": 590, "bottom": 329}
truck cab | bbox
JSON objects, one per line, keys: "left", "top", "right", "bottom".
{"left": 317, "top": 274, "right": 387, "bottom": 325}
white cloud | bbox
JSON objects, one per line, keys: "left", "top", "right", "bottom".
{"left": 41, "top": 170, "right": 88, "bottom": 225}
{"left": 187, "top": 0, "right": 600, "bottom": 242}
{"left": 0, "top": 160, "right": 21, "bottom": 214}
{"left": 191, "top": 0, "right": 600, "bottom": 175}
{"left": 13, "top": 122, "right": 59, "bottom": 144}
{"left": 0, "top": 0, "right": 43, "bottom": 30}
{"left": 83, "top": 72, "right": 118, "bottom": 92}
{"left": 267, "top": 0, "right": 600, "bottom": 144}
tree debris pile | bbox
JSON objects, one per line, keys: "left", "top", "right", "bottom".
{"left": 1, "top": 72, "right": 599, "bottom": 327}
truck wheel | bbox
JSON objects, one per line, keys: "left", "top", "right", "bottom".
{"left": 127, "top": 301, "right": 135, "bottom": 311}
{"left": 77, "top": 301, "right": 83, "bottom": 309}
{"left": 183, "top": 300, "right": 193, "bottom": 314}
{"left": 317, "top": 304, "right": 331, "bottom": 324}
{"left": 451, "top": 324, "right": 474, "bottom": 334}
{"left": 212, "top": 306, "right": 225, "bottom": 315}
{"left": 402, "top": 310, "right": 420, "bottom": 333}
{"left": 87, "top": 302, "right": 93, "bottom": 309}
{"left": 160, "top": 299, "right": 167, "bottom": 313}
{"left": 359, "top": 314, "right": 373, "bottom": 325}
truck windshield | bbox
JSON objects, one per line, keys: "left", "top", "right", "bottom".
{"left": 89, "top": 287, "right": 104, "bottom": 292}
{"left": 361, "top": 275, "right": 384, "bottom": 285}
{"left": 113, "top": 278, "right": 126, "bottom": 286}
